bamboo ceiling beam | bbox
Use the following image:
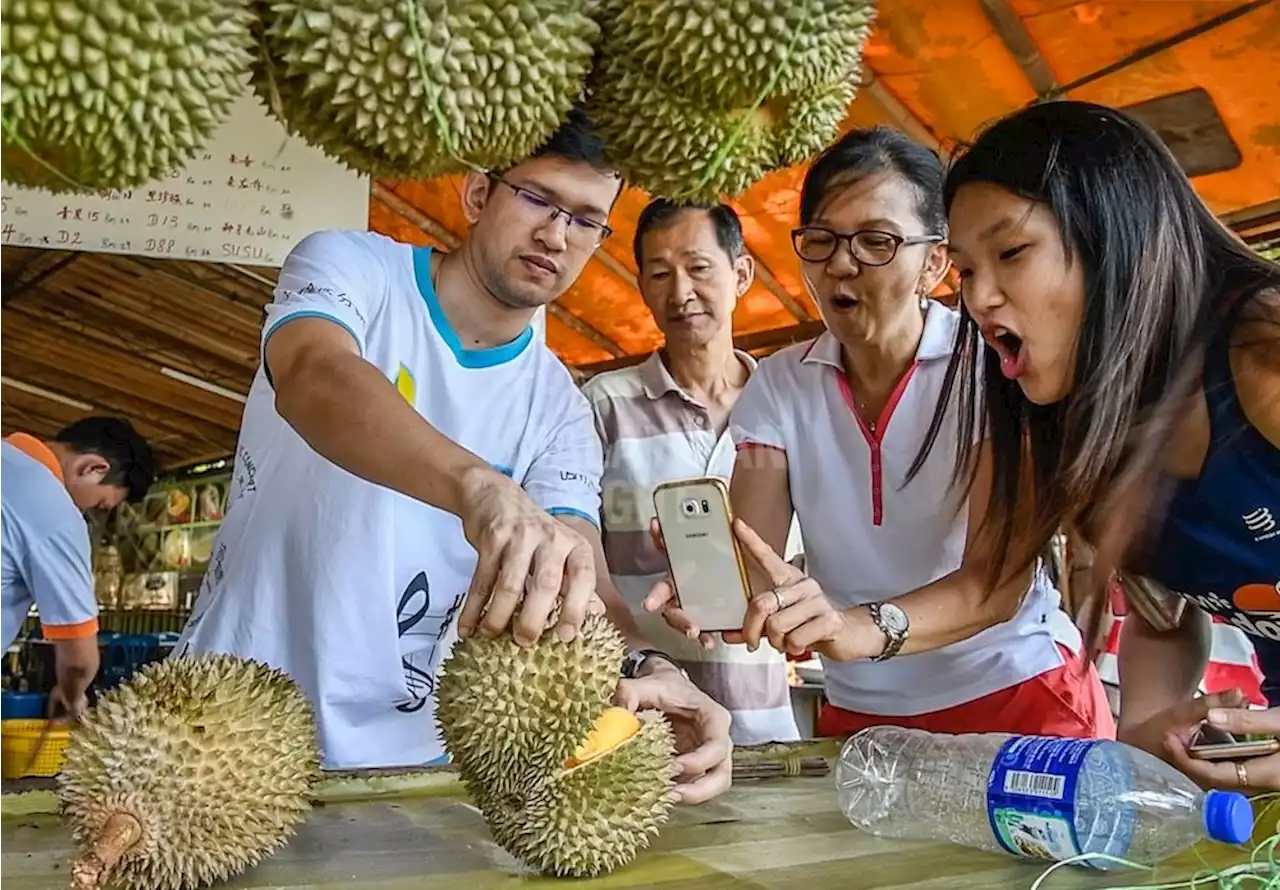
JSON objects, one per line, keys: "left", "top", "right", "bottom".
{"left": 124, "top": 256, "right": 265, "bottom": 313}
{"left": 6, "top": 295, "right": 253, "bottom": 389}
{"left": 978, "top": 0, "right": 1059, "bottom": 98}
{"left": 0, "top": 354, "right": 236, "bottom": 451}
{"left": 861, "top": 71, "right": 940, "bottom": 150}
{"left": 370, "top": 182, "right": 626, "bottom": 358}
{"left": 750, "top": 254, "right": 813, "bottom": 322}
{"left": 1, "top": 250, "right": 80, "bottom": 306}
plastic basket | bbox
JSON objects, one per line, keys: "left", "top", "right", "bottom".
{"left": 1, "top": 691, "right": 47, "bottom": 719}
{"left": 1, "top": 719, "right": 70, "bottom": 778}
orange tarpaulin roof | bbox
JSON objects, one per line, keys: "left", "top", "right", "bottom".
{"left": 372, "top": 0, "right": 1280, "bottom": 371}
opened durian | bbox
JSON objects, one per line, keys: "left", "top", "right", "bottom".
{"left": 437, "top": 613, "right": 676, "bottom": 878}
{"left": 58, "top": 653, "right": 322, "bottom": 890}
{"left": 585, "top": 0, "right": 877, "bottom": 201}
{"left": 0, "top": 0, "right": 255, "bottom": 193}
{"left": 252, "top": 0, "right": 600, "bottom": 178}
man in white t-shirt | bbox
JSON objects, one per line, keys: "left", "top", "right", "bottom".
{"left": 173, "top": 107, "right": 732, "bottom": 804}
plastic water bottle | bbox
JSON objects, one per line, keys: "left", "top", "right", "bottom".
{"left": 836, "top": 726, "right": 1254, "bottom": 869}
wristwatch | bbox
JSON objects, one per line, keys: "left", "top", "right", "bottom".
{"left": 621, "top": 648, "right": 687, "bottom": 680}
{"left": 867, "top": 602, "right": 909, "bottom": 662}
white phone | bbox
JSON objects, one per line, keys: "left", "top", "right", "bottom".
{"left": 652, "top": 476, "right": 752, "bottom": 633}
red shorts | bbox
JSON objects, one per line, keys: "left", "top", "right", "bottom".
{"left": 818, "top": 645, "right": 1117, "bottom": 740}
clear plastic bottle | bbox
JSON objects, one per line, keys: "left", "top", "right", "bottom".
{"left": 836, "top": 726, "right": 1255, "bottom": 869}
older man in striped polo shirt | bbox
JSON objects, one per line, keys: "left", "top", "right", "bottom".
{"left": 582, "top": 199, "right": 802, "bottom": 746}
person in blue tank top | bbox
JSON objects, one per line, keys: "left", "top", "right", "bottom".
{"left": 917, "top": 100, "right": 1280, "bottom": 792}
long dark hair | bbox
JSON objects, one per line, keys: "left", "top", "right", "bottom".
{"left": 914, "top": 100, "right": 1280, "bottom": 595}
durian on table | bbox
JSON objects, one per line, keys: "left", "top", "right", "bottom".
{"left": 585, "top": 0, "right": 878, "bottom": 202}
{"left": 436, "top": 612, "right": 677, "bottom": 878}
{"left": 57, "top": 653, "right": 322, "bottom": 890}
{"left": 252, "top": 0, "right": 602, "bottom": 179}
{"left": 0, "top": 0, "right": 256, "bottom": 193}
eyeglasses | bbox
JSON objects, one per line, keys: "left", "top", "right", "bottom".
{"left": 791, "top": 226, "right": 943, "bottom": 266}
{"left": 490, "top": 175, "right": 613, "bottom": 248}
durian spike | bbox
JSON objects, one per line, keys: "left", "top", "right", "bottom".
{"left": 69, "top": 812, "right": 142, "bottom": 890}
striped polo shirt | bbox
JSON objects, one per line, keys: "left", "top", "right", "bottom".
{"left": 583, "top": 351, "right": 803, "bottom": 746}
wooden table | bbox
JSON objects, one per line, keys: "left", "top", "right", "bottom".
{"left": 2, "top": 773, "right": 1267, "bottom": 890}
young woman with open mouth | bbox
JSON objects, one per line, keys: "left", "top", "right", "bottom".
{"left": 644, "top": 125, "right": 1115, "bottom": 741}
{"left": 933, "top": 100, "right": 1280, "bottom": 791}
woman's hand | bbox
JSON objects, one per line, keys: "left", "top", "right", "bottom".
{"left": 1170, "top": 701, "right": 1280, "bottom": 792}
{"left": 1123, "top": 689, "right": 1280, "bottom": 791}
{"left": 730, "top": 519, "right": 871, "bottom": 661}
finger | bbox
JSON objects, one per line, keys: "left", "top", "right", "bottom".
{"left": 674, "top": 730, "right": 731, "bottom": 782}
{"left": 1164, "top": 732, "right": 1250, "bottom": 790}
{"left": 613, "top": 678, "right": 641, "bottom": 712}
{"left": 552, "top": 541, "right": 595, "bottom": 643}
{"left": 785, "top": 611, "right": 848, "bottom": 656}
{"left": 459, "top": 535, "right": 504, "bottom": 638}
{"left": 649, "top": 517, "right": 666, "bottom": 555}
{"left": 742, "top": 581, "right": 802, "bottom": 650}
{"left": 740, "top": 593, "right": 772, "bottom": 650}
{"left": 642, "top": 576, "right": 678, "bottom": 613}
{"left": 659, "top": 604, "right": 703, "bottom": 641}
{"left": 732, "top": 518, "right": 797, "bottom": 588}
{"left": 721, "top": 630, "right": 747, "bottom": 645}
{"left": 586, "top": 592, "right": 606, "bottom": 617}
{"left": 517, "top": 537, "right": 570, "bottom": 644}
{"left": 762, "top": 588, "right": 828, "bottom": 651}
{"left": 1154, "top": 691, "right": 1242, "bottom": 737}
{"left": 479, "top": 531, "right": 537, "bottom": 638}
{"left": 1207, "top": 705, "right": 1280, "bottom": 737}
{"left": 676, "top": 751, "right": 733, "bottom": 805}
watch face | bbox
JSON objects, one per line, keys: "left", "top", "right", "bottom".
{"left": 880, "top": 603, "right": 909, "bottom": 634}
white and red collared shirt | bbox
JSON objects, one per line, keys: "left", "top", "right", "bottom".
{"left": 729, "top": 299, "right": 1082, "bottom": 716}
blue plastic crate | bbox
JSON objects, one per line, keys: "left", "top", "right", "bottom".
{"left": 1, "top": 691, "right": 47, "bottom": 719}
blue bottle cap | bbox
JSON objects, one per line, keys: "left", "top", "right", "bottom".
{"left": 1202, "top": 789, "right": 1254, "bottom": 845}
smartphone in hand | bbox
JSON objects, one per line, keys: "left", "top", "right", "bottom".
{"left": 652, "top": 476, "right": 752, "bottom": 634}
{"left": 1186, "top": 722, "right": 1280, "bottom": 761}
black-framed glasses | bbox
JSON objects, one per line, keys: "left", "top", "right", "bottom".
{"left": 791, "top": 226, "right": 943, "bottom": 266}
{"left": 490, "top": 175, "right": 613, "bottom": 247}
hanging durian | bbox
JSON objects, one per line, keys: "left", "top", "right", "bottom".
{"left": 251, "top": 0, "right": 600, "bottom": 179}
{"left": 59, "top": 654, "right": 322, "bottom": 890}
{"left": 0, "top": 0, "right": 256, "bottom": 194}
{"left": 585, "top": 0, "right": 877, "bottom": 202}
{"left": 437, "top": 613, "right": 677, "bottom": 878}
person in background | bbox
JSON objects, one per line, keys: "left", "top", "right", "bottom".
{"left": 2, "top": 417, "right": 155, "bottom": 719}
{"left": 645, "top": 126, "right": 1114, "bottom": 740}
{"left": 173, "top": 108, "right": 733, "bottom": 804}
{"left": 583, "top": 199, "right": 802, "bottom": 747}
{"left": 930, "top": 100, "right": 1279, "bottom": 789}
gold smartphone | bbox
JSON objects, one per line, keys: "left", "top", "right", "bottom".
{"left": 652, "top": 476, "right": 753, "bottom": 633}
{"left": 1187, "top": 723, "right": 1280, "bottom": 761}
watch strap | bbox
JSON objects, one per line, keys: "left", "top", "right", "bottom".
{"left": 868, "top": 603, "right": 908, "bottom": 662}
{"left": 621, "top": 648, "right": 687, "bottom": 679}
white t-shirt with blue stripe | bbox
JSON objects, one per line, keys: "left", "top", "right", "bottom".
{"left": 174, "top": 230, "right": 602, "bottom": 770}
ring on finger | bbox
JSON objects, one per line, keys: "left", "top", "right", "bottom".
{"left": 772, "top": 588, "right": 787, "bottom": 611}
{"left": 1236, "top": 761, "right": 1249, "bottom": 788}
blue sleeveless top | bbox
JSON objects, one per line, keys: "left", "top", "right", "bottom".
{"left": 1145, "top": 326, "right": 1280, "bottom": 705}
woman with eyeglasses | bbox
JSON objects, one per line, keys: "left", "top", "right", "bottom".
{"left": 645, "top": 125, "right": 1115, "bottom": 740}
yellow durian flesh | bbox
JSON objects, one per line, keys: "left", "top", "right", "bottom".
{"left": 566, "top": 706, "right": 642, "bottom": 768}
